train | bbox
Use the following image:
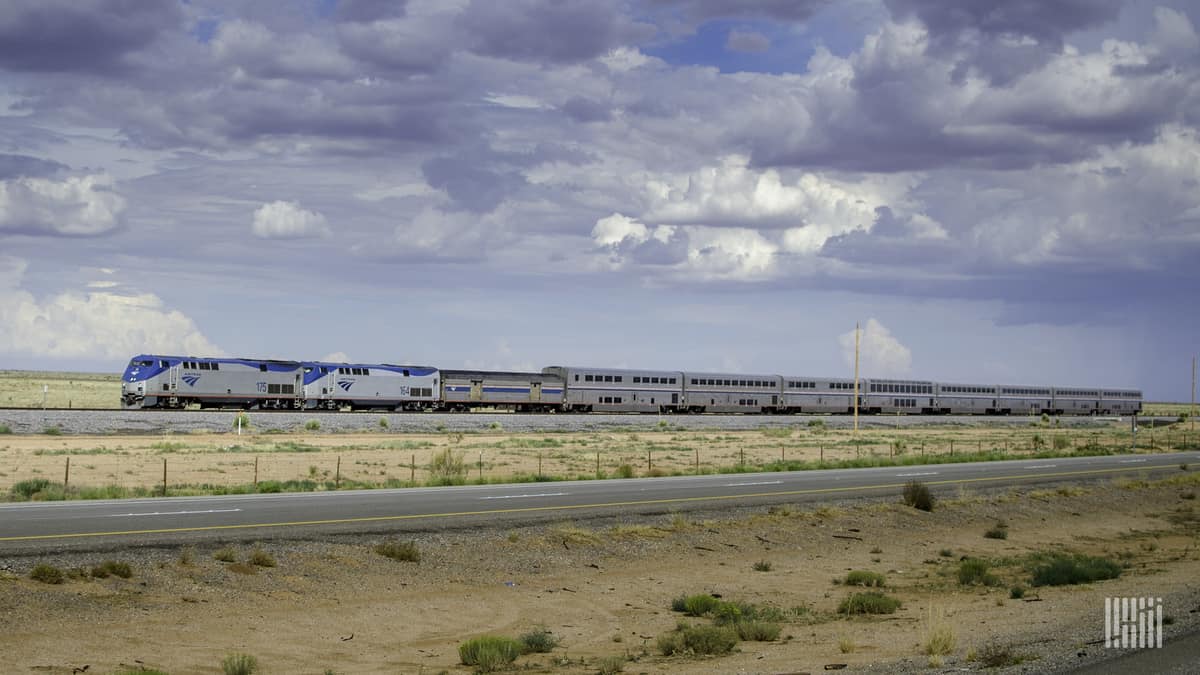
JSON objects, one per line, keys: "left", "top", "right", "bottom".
{"left": 120, "top": 354, "right": 1143, "bottom": 416}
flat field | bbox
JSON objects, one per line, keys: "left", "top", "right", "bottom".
{"left": 0, "top": 370, "right": 119, "bottom": 409}
{"left": 1, "top": 471, "right": 1198, "bottom": 674}
{"left": 2, "top": 420, "right": 1196, "bottom": 496}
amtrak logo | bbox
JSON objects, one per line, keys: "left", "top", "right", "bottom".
{"left": 337, "top": 379, "right": 354, "bottom": 391}
{"left": 182, "top": 375, "right": 200, "bottom": 386}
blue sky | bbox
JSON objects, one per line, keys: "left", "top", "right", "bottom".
{"left": 0, "top": 0, "right": 1197, "bottom": 400}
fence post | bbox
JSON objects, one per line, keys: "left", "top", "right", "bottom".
{"left": 596, "top": 451, "right": 600, "bottom": 476}
{"left": 254, "top": 456, "right": 259, "bottom": 488}
{"left": 820, "top": 444, "right": 824, "bottom": 461}
{"left": 950, "top": 440, "right": 954, "bottom": 456}
{"left": 479, "top": 451, "right": 483, "bottom": 481}
{"left": 335, "top": 455, "right": 341, "bottom": 488}
{"left": 538, "top": 451, "right": 542, "bottom": 478}
{"left": 694, "top": 448, "right": 699, "bottom": 473}
{"left": 740, "top": 447, "right": 745, "bottom": 467}
{"left": 64, "top": 457, "right": 70, "bottom": 491}
{"left": 162, "top": 458, "right": 168, "bottom": 497}
{"left": 781, "top": 446, "right": 785, "bottom": 463}
{"left": 647, "top": 449, "right": 652, "bottom": 473}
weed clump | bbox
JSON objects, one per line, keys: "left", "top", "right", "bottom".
{"left": 518, "top": 627, "right": 560, "bottom": 654}
{"left": 838, "top": 591, "right": 901, "bottom": 615}
{"left": 90, "top": 560, "right": 133, "bottom": 579}
{"left": 984, "top": 521, "right": 1009, "bottom": 540}
{"left": 213, "top": 547, "right": 237, "bottom": 562}
{"left": 752, "top": 560, "right": 773, "bottom": 572}
{"left": 375, "top": 540, "right": 421, "bottom": 562}
{"left": 221, "top": 652, "right": 259, "bottom": 675}
{"left": 231, "top": 413, "right": 251, "bottom": 432}
{"left": 845, "top": 570, "right": 886, "bottom": 587}
{"left": 249, "top": 548, "right": 276, "bottom": 567}
{"left": 657, "top": 622, "right": 738, "bottom": 656}
{"left": 459, "top": 636, "right": 522, "bottom": 671}
{"left": 976, "top": 642, "right": 1024, "bottom": 668}
{"left": 304, "top": 419, "right": 321, "bottom": 431}
{"left": 957, "top": 558, "right": 1000, "bottom": 586}
{"left": 903, "top": 480, "right": 935, "bottom": 511}
{"left": 427, "top": 449, "right": 467, "bottom": 485}
{"left": 30, "top": 563, "right": 65, "bottom": 584}
{"left": 1029, "top": 553, "right": 1121, "bottom": 587}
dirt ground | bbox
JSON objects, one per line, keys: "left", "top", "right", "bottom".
{"left": 1, "top": 472, "right": 1199, "bottom": 674}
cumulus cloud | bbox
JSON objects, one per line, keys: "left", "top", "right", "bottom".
{"left": 0, "top": 256, "right": 225, "bottom": 360}
{"left": 0, "top": 174, "right": 125, "bottom": 236}
{"left": 839, "top": 318, "right": 912, "bottom": 377}
{"left": 251, "top": 201, "right": 331, "bottom": 239}
{"left": 591, "top": 212, "right": 775, "bottom": 280}
{"left": 212, "top": 20, "right": 355, "bottom": 81}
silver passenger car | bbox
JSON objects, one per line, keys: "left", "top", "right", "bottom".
{"left": 681, "top": 372, "right": 782, "bottom": 413}
{"left": 780, "top": 377, "right": 858, "bottom": 413}
{"left": 543, "top": 366, "right": 682, "bottom": 413}
{"left": 995, "top": 385, "right": 1053, "bottom": 415}
{"left": 440, "top": 369, "right": 563, "bottom": 412}
{"left": 934, "top": 382, "right": 1000, "bottom": 414}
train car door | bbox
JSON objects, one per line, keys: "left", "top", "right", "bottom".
{"left": 470, "top": 380, "right": 482, "bottom": 402}
{"left": 167, "top": 361, "right": 179, "bottom": 393}
{"left": 530, "top": 382, "right": 542, "bottom": 402}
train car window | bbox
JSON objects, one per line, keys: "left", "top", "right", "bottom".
{"left": 585, "top": 375, "right": 593, "bottom": 382}
{"left": 670, "top": 378, "right": 676, "bottom": 384}
{"left": 615, "top": 376, "right": 623, "bottom": 382}
{"left": 691, "top": 378, "right": 697, "bottom": 385}
{"left": 633, "top": 377, "right": 641, "bottom": 383}
{"left": 364, "top": 369, "right": 371, "bottom": 376}
{"left": 574, "top": 375, "right": 579, "bottom": 381}
{"left": 259, "top": 364, "right": 268, "bottom": 372}
{"left": 213, "top": 363, "right": 219, "bottom": 371}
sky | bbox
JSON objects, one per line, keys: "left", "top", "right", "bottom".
{"left": 0, "top": 0, "right": 1197, "bottom": 400}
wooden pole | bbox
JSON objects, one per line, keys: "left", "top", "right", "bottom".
{"left": 853, "top": 321, "right": 860, "bottom": 438}
{"left": 335, "top": 455, "right": 341, "bottom": 488}
{"left": 64, "top": 456, "right": 70, "bottom": 491}
{"left": 647, "top": 449, "right": 652, "bottom": 473}
{"left": 596, "top": 451, "right": 600, "bottom": 476}
{"left": 538, "top": 451, "right": 542, "bottom": 478}
{"left": 479, "top": 451, "right": 483, "bottom": 481}
{"left": 411, "top": 454, "right": 415, "bottom": 483}
{"left": 254, "top": 456, "right": 259, "bottom": 487}
{"left": 162, "top": 458, "right": 168, "bottom": 496}
{"left": 694, "top": 448, "right": 699, "bottom": 473}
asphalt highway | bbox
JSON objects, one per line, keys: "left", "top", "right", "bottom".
{"left": 1, "top": 451, "right": 1195, "bottom": 553}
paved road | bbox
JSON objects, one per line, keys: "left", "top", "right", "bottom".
{"left": 2, "top": 451, "right": 1193, "bottom": 553}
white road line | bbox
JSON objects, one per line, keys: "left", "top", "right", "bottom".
{"left": 479, "top": 492, "right": 568, "bottom": 500}
{"left": 107, "top": 508, "right": 243, "bottom": 517}
{"left": 896, "top": 472, "right": 938, "bottom": 477}
{"left": 724, "top": 480, "right": 783, "bottom": 487}
{"left": 1119, "top": 459, "right": 1147, "bottom": 464}
{"left": 1024, "top": 464, "right": 1058, "bottom": 469}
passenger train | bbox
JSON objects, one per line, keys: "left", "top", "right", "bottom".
{"left": 120, "top": 354, "right": 1143, "bottom": 416}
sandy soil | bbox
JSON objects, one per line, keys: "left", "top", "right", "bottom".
{"left": 1, "top": 472, "right": 1198, "bottom": 674}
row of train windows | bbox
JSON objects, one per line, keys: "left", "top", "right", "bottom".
{"left": 1104, "top": 392, "right": 1141, "bottom": 398}
{"left": 339, "top": 367, "right": 370, "bottom": 376}
{"left": 871, "top": 383, "right": 933, "bottom": 394}
{"left": 1059, "top": 390, "right": 1099, "bottom": 397}
{"left": 584, "top": 374, "right": 621, "bottom": 383}
{"left": 1002, "top": 388, "right": 1051, "bottom": 396}
{"left": 632, "top": 376, "right": 675, "bottom": 384}
{"left": 943, "top": 386, "right": 995, "bottom": 394}
{"left": 788, "top": 381, "right": 816, "bottom": 389}
{"left": 829, "top": 382, "right": 855, "bottom": 390}
{"left": 893, "top": 398, "right": 918, "bottom": 408}
{"left": 266, "top": 384, "right": 296, "bottom": 395}
{"left": 182, "top": 361, "right": 219, "bottom": 371}
{"left": 737, "top": 399, "right": 760, "bottom": 406}
{"left": 413, "top": 387, "right": 434, "bottom": 397}
{"left": 599, "top": 396, "right": 623, "bottom": 404}
{"left": 690, "top": 378, "right": 771, "bottom": 387}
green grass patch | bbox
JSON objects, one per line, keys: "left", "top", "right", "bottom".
{"left": 221, "top": 652, "right": 259, "bottom": 675}
{"left": 518, "top": 627, "right": 560, "bottom": 654}
{"left": 958, "top": 558, "right": 1000, "bottom": 586}
{"left": 903, "top": 480, "right": 935, "bottom": 511}
{"left": 984, "top": 521, "right": 1009, "bottom": 540}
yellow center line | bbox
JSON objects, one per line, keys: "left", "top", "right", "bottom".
{"left": 0, "top": 464, "right": 1169, "bottom": 542}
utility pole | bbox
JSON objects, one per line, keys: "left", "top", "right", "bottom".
{"left": 1192, "top": 356, "right": 1196, "bottom": 433}
{"left": 853, "top": 321, "right": 861, "bottom": 438}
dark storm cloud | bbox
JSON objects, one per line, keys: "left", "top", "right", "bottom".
{"left": 336, "top": 15, "right": 453, "bottom": 73}
{"left": 0, "top": 154, "right": 67, "bottom": 180}
{"left": 457, "top": 0, "right": 654, "bottom": 63}
{"left": 0, "top": 0, "right": 183, "bottom": 73}
{"left": 818, "top": 207, "right": 956, "bottom": 266}
{"left": 884, "top": 0, "right": 1123, "bottom": 83}
{"left": 648, "top": 0, "right": 831, "bottom": 22}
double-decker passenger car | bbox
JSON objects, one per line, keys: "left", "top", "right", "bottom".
{"left": 780, "top": 377, "right": 857, "bottom": 413}
{"left": 301, "top": 361, "right": 439, "bottom": 411}
{"left": 861, "top": 378, "right": 937, "bottom": 414}
{"left": 681, "top": 372, "right": 782, "bottom": 413}
{"left": 121, "top": 355, "right": 304, "bottom": 409}
{"left": 543, "top": 366, "right": 682, "bottom": 413}
{"left": 440, "top": 369, "right": 563, "bottom": 412}
{"left": 935, "top": 382, "right": 1000, "bottom": 414}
